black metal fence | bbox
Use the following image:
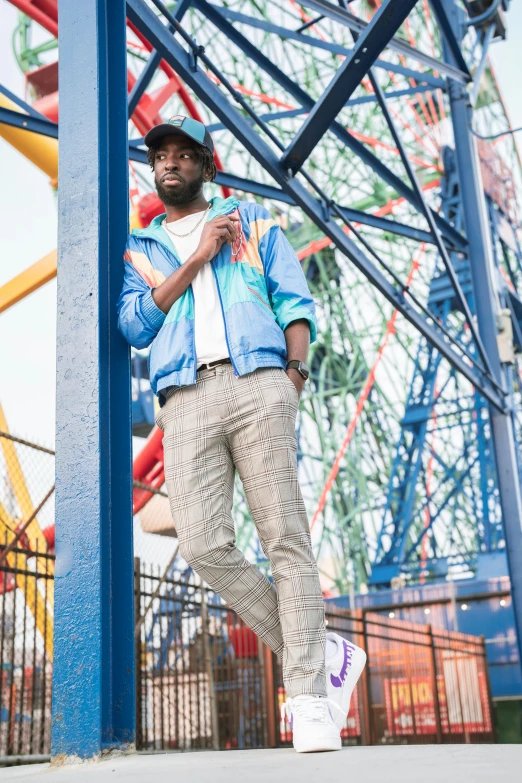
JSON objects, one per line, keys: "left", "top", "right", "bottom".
{"left": 0, "top": 552, "right": 495, "bottom": 759}
{"left": 0, "top": 428, "right": 55, "bottom": 760}
{"left": 135, "top": 559, "right": 495, "bottom": 751}
{"left": 0, "top": 545, "right": 53, "bottom": 758}
{"left": 135, "top": 558, "right": 270, "bottom": 751}
{"left": 276, "top": 609, "right": 495, "bottom": 746}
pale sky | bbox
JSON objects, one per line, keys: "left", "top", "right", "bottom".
{"left": 0, "top": 0, "right": 521, "bottom": 448}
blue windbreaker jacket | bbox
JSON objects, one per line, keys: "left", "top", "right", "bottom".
{"left": 117, "top": 196, "right": 317, "bottom": 404}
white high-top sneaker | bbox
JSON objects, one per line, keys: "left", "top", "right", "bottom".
{"left": 325, "top": 632, "right": 367, "bottom": 730}
{"left": 281, "top": 695, "right": 341, "bottom": 753}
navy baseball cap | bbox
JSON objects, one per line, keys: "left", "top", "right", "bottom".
{"left": 144, "top": 115, "right": 214, "bottom": 154}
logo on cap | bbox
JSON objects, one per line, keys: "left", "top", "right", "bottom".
{"left": 168, "top": 115, "right": 185, "bottom": 127}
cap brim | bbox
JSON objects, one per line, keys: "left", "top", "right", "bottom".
{"left": 143, "top": 124, "right": 206, "bottom": 149}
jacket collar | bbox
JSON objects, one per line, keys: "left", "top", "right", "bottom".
{"left": 131, "top": 195, "right": 241, "bottom": 254}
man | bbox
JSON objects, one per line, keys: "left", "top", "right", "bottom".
{"left": 117, "top": 116, "right": 366, "bottom": 752}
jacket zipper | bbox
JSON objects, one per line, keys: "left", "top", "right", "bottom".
{"left": 189, "top": 284, "right": 197, "bottom": 383}
{"left": 155, "top": 223, "right": 237, "bottom": 379}
{"left": 212, "top": 262, "right": 239, "bottom": 376}
{"left": 247, "top": 285, "right": 273, "bottom": 313}
{"left": 157, "top": 234, "right": 199, "bottom": 383}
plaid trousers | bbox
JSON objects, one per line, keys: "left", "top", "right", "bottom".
{"left": 155, "top": 363, "right": 327, "bottom": 698}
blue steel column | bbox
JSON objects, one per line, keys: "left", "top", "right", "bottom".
{"left": 443, "top": 0, "right": 522, "bottom": 666}
{"left": 52, "top": 0, "right": 134, "bottom": 760}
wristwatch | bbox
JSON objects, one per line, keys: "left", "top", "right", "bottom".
{"left": 286, "top": 360, "right": 310, "bottom": 380}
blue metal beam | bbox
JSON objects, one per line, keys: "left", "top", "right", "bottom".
{"left": 206, "top": 5, "right": 447, "bottom": 89}
{"left": 52, "top": 0, "right": 134, "bottom": 759}
{"left": 128, "top": 49, "right": 162, "bottom": 116}
{"left": 280, "top": 0, "right": 420, "bottom": 174}
{"left": 205, "top": 83, "right": 442, "bottom": 131}
{"left": 0, "top": 82, "right": 48, "bottom": 119}
{"left": 373, "top": 335, "right": 442, "bottom": 571}
{"left": 428, "top": 0, "right": 472, "bottom": 79}
{"left": 299, "top": 0, "right": 470, "bottom": 83}
{"left": 128, "top": 0, "right": 192, "bottom": 116}
{"left": 442, "top": 0, "right": 522, "bottom": 674}
{"left": 195, "top": 0, "right": 467, "bottom": 253}
{"left": 367, "top": 67, "right": 496, "bottom": 382}
{"left": 126, "top": 0, "right": 504, "bottom": 410}
{"left": 470, "top": 23, "right": 496, "bottom": 107}
{"left": 403, "top": 456, "right": 477, "bottom": 561}
{"left": 214, "top": 174, "right": 439, "bottom": 244}
{"left": 0, "top": 107, "right": 58, "bottom": 138}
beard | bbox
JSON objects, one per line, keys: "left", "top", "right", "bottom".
{"left": 155, "top": 173, "right": 205, "bottom": 207}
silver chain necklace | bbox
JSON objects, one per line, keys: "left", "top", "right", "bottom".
{"left": 162, "top": 205, "right": 211, "bottom": 238}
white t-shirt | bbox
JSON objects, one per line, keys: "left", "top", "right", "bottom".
{"left": 163, "top": 210, "right": 229, "bottom": 367}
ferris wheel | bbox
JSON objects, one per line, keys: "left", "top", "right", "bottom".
{"left": 2, "top": 0, "right": 521, "bottom": 595}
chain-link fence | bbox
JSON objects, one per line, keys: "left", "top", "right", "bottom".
{"left": 0, "top": 428, "right": 55, "bottom": 555}
{"left": 0, "top": 426, "right": 55, "bottom": 761}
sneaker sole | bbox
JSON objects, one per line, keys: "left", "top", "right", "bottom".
{"left": 329, "top": 646, "right": 367, "bottom": 731}
{"left": 294, "top": 736, "right": 342, "bottom": 753}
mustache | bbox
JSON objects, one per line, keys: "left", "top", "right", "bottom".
{"left": 155, "top": 172, "right": 205, "bottom": 207}
{"left": 160, "top": 172, "right": 183, "bottom": 184}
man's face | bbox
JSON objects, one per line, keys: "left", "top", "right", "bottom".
{"left": 153, "top": 134, "right": 207, "bottom": 207}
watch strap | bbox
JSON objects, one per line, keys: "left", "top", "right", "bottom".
{"left": 286, "top": 360, "right": 310, "bottom": 379}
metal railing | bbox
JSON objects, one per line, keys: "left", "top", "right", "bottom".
{"left": 277, "top": 609, "right": 494, "bottom": 746}
{"left": 0, "top": 544, "right": 54, "bottom": 758}
{"left": 0, "top": 553, "right": 494, "bottom": 758}
{"left": 135, "top": 558, "right": 270, "bottom": 751}
{"left": 136, "top": 561, "right": 495, "bottom": 750}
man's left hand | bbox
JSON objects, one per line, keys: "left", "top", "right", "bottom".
{"left": 286, "top": 368, "right": 306, "bottom": 399}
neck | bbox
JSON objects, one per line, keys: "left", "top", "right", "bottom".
{"left": 164, "top": 193, "right": 209, "bottom": 223}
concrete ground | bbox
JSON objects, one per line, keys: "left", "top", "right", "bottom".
{"left": 2, "top": 745, "right": 522, "bottom": 783}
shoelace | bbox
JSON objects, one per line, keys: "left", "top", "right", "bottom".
{"left": 280, "top": 696, "right": 335, "bottom": 724}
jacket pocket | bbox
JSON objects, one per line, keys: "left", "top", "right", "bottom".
{"left": 154, "top": 406, "right": 164, "bottom": 431}
{"left": 280, "top": 368, "right": 300, "bottom": 403}
{"left": 247, "top": 285, "right": 273, "bottom": 313}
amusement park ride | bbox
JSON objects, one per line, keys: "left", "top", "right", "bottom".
{"left": 1, "top": 0, "right": 522, "bottom": 752}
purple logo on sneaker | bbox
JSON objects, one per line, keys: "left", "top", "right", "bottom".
{"left": 330, "top": 639, "right": 355, "bottom": 689}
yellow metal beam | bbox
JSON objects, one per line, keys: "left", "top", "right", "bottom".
{"left": 0, "top": 250, "right": 57, "bottom": 313}
{"left": 0, "top": 93, "right": 58, "bottom": 186}
{"left": 0, "top": 91, "right": 142, "bottom": 312}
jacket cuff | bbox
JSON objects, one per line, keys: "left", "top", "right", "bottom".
{"left": 282, "top": 314, "right": 317, "bottom": 344}
{"left": 141, "top": 289, "right": 167, "bottom": 331}
{"left": 292, "top": 315, "right": 317, "bottom": 344}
